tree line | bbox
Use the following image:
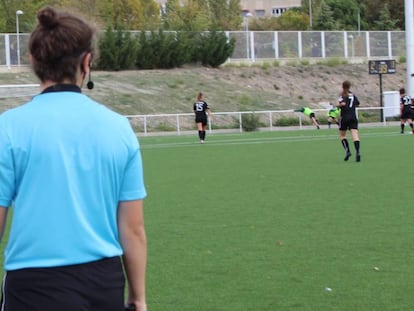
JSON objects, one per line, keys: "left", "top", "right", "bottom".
{"left": 0, "top": 0, "right": 406, "bottom": 33}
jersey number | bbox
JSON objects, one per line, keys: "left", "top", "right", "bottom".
{"left": 195, "top": 103, "right": 204, "bottom": 112}
{"left": 348, "top": 95, "right": 355, "bottom": 108}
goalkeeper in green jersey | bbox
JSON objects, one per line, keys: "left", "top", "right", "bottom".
{"left": 327, "top": 105, "right": 340, "bottom": 128}
{"left": 294, "top": 107, "right": 320, "bottom": 129}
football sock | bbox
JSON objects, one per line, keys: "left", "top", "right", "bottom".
{"left": 201, "top": 131, "right": 206, "bottom": 140}
{"left": 410, "top": 123, "right": 414, "bottom": 129}
{"left": 341, "top": 138, "right": 349, "bottom": 152}
{"left": 401, "top": 124, "right": 405, "bottom": 132}
{"left": 354, "top": 140, "right": 360, "bottom": 154}
{"left": 198, "top": 131, "right": 202, "bottom": 140}
{"left": 328, "top": 122, "right": 331, "bottom": 128}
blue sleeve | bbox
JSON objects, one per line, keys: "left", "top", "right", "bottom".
{"left": 0, "top": 119, "right": 14, "bottom": 207}
{"left": 119, "top": 131, "right": 147, "bottom": 201}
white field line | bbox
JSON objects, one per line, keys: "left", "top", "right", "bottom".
{"left": 140, "top": 130, "right": 400, "bottom": 150}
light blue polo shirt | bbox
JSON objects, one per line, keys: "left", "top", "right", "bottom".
{"left": 0, "top": 87, "right": 146, "bottom": 270}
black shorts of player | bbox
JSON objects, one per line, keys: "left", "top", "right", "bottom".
{"left": 1, "top": 256, "right": 125, "bottom": 311}
{"left": 401, "top": 109, "right": 413, "bottom": 120}
{"left": 339, "top": 117, "right": 358, "bottom": 131}
{"left": 195, "top": 115, "right": 207, "bottom": 126}
{"left": 309, "top": 112, "right": 316, "bottom": 119}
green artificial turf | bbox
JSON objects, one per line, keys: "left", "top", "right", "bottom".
{"left": 140, "top": 126, "right": 414, "bottom": 311}
{"left": 0, "top": 126, "right": 411, "bottom": 310}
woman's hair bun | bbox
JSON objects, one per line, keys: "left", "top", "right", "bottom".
{"left": 37, "top": 7, "right": 59, "bottom": 29}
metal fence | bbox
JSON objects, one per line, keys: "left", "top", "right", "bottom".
{"left": 126, "top": 107, "right": 399, "bottom": 136}
{"left": 228, "top": 30, "right": 405, "bottom": 62}
{"left": 0, "top": 30, "right": 406, "bottom": 68}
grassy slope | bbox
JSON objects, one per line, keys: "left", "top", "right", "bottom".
{"left": 0, "top": 62, "right": 407, "bottom": 115}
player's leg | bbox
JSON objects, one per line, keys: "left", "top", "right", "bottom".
{"left": 196, "top": 122, "right": 203, "bottom": 141}
{"left": 408, "top": 118, "right": 414, "bottom": 133}
{"left": 309, "top": 113, "right": 320, "bottom": 129}
{"left": 201, "top": 122, "right": 207, "bottom": 142}
{"left": 400, "top": 118, "right": 405, "bottom": 133}
{"left": 350, "top": 127, "right": 361, "bottom": 162}
{"left": 340, "top": 130, "right": 351, "bottom": 161}
{"left": 339, "top": 119, "right": 351, "bottom": 161}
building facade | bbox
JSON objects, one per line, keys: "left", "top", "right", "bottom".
{"left": 155, "top": 1, "right": 302, "bottom": 18}
{"left": 240, "top": 0, "right": 302, "bottom": 17}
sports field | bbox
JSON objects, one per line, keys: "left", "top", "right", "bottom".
{"left": 139, "top": 125, "right": 414, "bottom": 311}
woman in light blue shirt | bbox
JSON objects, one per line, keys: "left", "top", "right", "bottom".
{"left": 0, "top": 6, "right": 147, "bottom": 311}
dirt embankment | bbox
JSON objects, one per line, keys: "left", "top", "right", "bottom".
{"left": 0, "top": 62, "right": 407, "bottom": 115}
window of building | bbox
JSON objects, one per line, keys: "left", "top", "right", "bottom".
{"left": 272, "top": 7, "right": 288, "bottom": 17}
{"left": 255, "top": 10, "right": 265, "bottom": 17}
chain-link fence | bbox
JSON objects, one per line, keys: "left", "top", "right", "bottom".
{"left": 0, "top": 30, "right": 406, "bottom": 68}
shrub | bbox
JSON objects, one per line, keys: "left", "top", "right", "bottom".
{"left": 97, "top": 26, "right": 139, "bottom": 71}
{"left": 154, "top": 122, "right": 176, "bottom": 132}
{"left": 358, "top": 111, "right": 381, "bottom": 123}
{"left": 274, "top": 117, "right": 299, "bottom": 127}
{"left": 98, "top": 29, "right": 236, "bottom": 70}
{"left": 324, "top": 57, "right": 343, "bottom": 67}
{"left": 241, "top": 113, "right": 260, "bottom": 131}
{"left": 134, "top": 30, "right": 194, "bottom": 69}
{"left": 195, "top": 30, "right": 236, "bottom": 68}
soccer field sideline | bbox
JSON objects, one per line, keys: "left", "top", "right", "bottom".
{"left": 139, "top": 126, "right": 403, "bottom": 149}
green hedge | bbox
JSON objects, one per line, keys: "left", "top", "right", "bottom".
{"left": 97, "top": 28, "right": 235, "bottom": 70}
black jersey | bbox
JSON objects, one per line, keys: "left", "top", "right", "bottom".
{"left": 338, "top": 92, "right": 360, "bottom": 119}
{"left": 400, "top": 95, "right": 413, "bottom": 119}
{"left": 193, "top": 101, "right": 209, "bottom": 116}
{"left": 400, "top": 95, "right": 412, "bottom": 111}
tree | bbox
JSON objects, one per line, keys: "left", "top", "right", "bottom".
{"left": 162, "top": 0, "right": 242, "bottom": 31}
{"left": 96, "top": 26, "right": 139, "bottom": 70}
{"left": 366, "top": 0, "right": 403, "bottom": 30}
{"left": 313, "top": 0, "right": 337, "bottom": 30}
{"left": 195, "top": 30, "right": 235, "bottom": 67}
{"left": 248, "top": 17, "right": 280, "bottom": 31}
{"left": 53, "top": 0, "right": 160, "bottom": 30}
{"left": 325, "top": 0, "right": 360, "bottom": 30}
{"left": 373, "top": 3, "right": 400, "bottom": 30}
{"left": 301, "top": 0, "right": 394, "bottom": 31}
{"left": 162, "top": 0, "right": 210, "bottom": 31}
{"left": 0, "top": 0, "right": 47, "bottom": 33}
{"left": 206, "top": 0, "right": 242, "bottom": 30}
{"left": 276, "top": 10, "right": 309, "bottom": 30}
{"left": 300, "top": 0, "right": 324, "bottom": 29}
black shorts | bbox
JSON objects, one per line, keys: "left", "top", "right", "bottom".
{"left": 1, "top": 257, "right": 125, "bottom": 311}
{"left": 339, "top": 117, "right": 358, "bottom": 131}
{"left": 195, "top": 115, "right": 207, "bottom": 126}
{"left": 401, "top": 109, "right": 412, "bottom": 120}
{"left": 309, "top": 113, "right": 316, "bottom": 119}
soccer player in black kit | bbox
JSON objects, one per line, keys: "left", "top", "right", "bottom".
{"left": 337, "top": 80, "right": 361, "bottom": 162}
{"left": 193, "top": 92, "right": 211, "bottom": 143}
{"left": 399, "top": 87, "right": 414, "bottom": 134}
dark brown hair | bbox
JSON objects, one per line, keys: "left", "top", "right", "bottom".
{"left": 400, "top": 88, "right": 405, "bottom": 95}
{"left": 29, "top": 6, "right": 95, "bottom": 84}
{"left": 342, "top": 80, "right": 351, "bottom": 97}
{"left": 197, "top": 92, "right": 204, "bottom": 101}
